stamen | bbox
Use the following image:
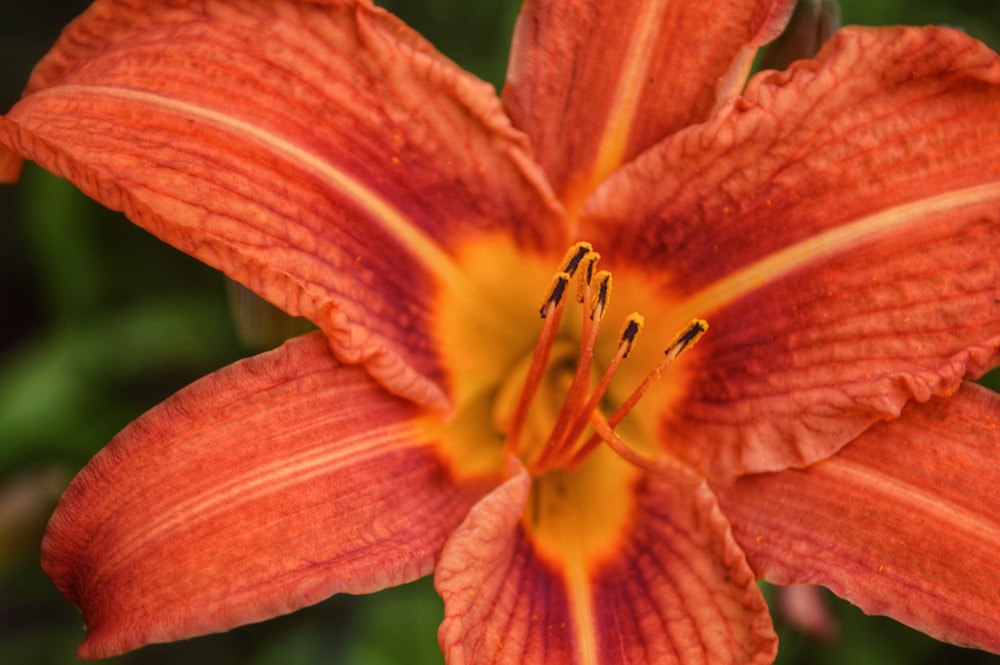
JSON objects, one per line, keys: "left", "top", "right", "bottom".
{"left": 569, "top": 318, "right": 708, "bottom": 469}
{"left": 509, "top": 272, "right": 573, "bottom": 455}
{"left": 607, "top": 319, "right": 708, "bottom": 430}
{"left": 535, "top": 269, "right": 607, "bottom": 468}
{"left": 589, "top": 271, "right": 612, "bottom": 321}
{"left": 559, "top": 313, "right": 644, "bottom": 467}
{"left": 583, "top": 313, "right": 645, "bottom": 417}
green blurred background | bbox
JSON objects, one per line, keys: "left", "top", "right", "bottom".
{"left": 1, "top": 1, "right": 998, "bottom": 663}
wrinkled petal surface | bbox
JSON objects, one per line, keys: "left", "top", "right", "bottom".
{"left": 582, "top": 26, "right": 1000, "bottom": 478}
{"left": 716, "top": 383, "right": 1000, "bottom": 653}
{"left": 42, "top": 332, "right": 493, "bottom": 659}
{"left": 503, "top": 0, "right": 793, "bottom": 212}
{"left": 435, "top": 458, "right": 776, "bottom": 664}
{"left": 0, "top": 0, "right": 565, "bottom": 408}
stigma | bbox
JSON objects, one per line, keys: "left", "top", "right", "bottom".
{"left": 502, "top": 242, "right": 707, "bottom": 476}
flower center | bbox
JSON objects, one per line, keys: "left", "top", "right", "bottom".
{"left": 494, "top": 242, "right": 707, "bottom": 476}
{"left": 426, "top": 237, "right": 708, "bottom": 568}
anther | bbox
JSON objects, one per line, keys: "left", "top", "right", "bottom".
{"left": 561, "top": 242, "right": 593, "bottom": 277}
{"left": 665, "top": 319, "right": 708, "bottom": 359}
{"left": 539, "top": 272, "right": 570, "bottom": 318}
{"left": 583, "top": 253, "right": 599, "bottom": 286}
{"left": 618, "top": 313, "right": 644, "bottom": 358}
{"left": 589, "top": 271, "right": 612, "bottom": 321}
{"left": 576, "top": 252, "right": 601, "bottom": 303}
{"left": 527, "top": 253, "right": 608, "bottom": 470}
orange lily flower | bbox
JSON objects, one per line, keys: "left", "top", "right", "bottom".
{"left": 2, "top": 0, "right": 1000, "bottom": 662}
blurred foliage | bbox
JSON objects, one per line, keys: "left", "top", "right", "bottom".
{"left": 0, "top": 1, "right": 998, "bottom": 664}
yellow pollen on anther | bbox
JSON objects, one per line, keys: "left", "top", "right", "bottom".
{"left": 575, "top": 252, "right": 601, "bottom": 303}
{"left": 665, "top": 318, "right": 709, "bottom": 360}
{"left": 538, "top": 272, "right": 571, "bottom": 318}
{"left": 589, "top": 271, "right": 612, "bottom": 322}
{"left": 561, "top": 242, "right": 594, "bottom": 277}
{"left": 617, "top": 313, "right": 644, "bottom": 358}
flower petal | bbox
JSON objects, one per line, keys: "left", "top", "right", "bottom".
{"left": 581, "top": 26, "right": 1000, "bottom": 477}
{"left": 0, "top": 0, "right": 565, "bottom": 409}
{"left": 502, "top": 0, "right": 793, "bottom": 212}
{"left": 41, "top": 332, "right": 493, "bottom": 659}
{"left": 435, "top": 457, "right": 776, "bottom": 664}
{"left": 586, "top": 476, "right": 777, "bottom": 664}
{"left": 715, "top": 382, "right": 1000, "bottom": 653}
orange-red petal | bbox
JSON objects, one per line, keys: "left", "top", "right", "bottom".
{"left": 435, "top": 458, "right": 776, "bottom": 664}
{"left": 715, "top": 383, "right": 1000, "bottom": 653}
{"left": 0, "top": 0, "right": 565, "bottom": 409}
{"left": 42, "top": 332, "right": 493, "bottom": 659}
{"left": 588, "top": 476, "right": 776, "bottom": 664}
{"left": 502, "top": 0, "right": 794, "bottom": 213}
{"left": 580, "top": 26, "right": 1000, "bottom": 478}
